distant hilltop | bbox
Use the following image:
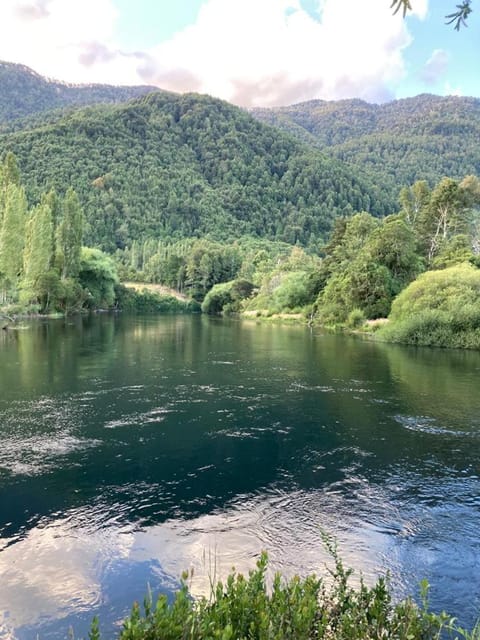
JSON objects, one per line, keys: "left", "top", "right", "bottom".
{"left": 0, "top": 60, "right": 158, "bottom": 123}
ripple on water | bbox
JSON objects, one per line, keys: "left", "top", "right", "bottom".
{"left": 209, "top": 420, "right": 292, "bottom": 440}
{"left": 393, "top": 414, "right": 477, "bottom": 437}
{"left": 104, "top": 406, "right": 176, "bottom": 430}
{"left": 0, "top": 396, "right": 101, "bottom": 477}
{"left": 0, "top": 434, "right": 101, "bottom": 476}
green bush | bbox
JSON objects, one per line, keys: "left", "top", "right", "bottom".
{"left": 99, "top": 545, "right": 474, "bottom": 640}
{"left": 379, "top": 263, "right": 480, "bottom": 349}
{"left": 201, "top": 279, "right": 254, "bottom": 314}
{"left": 243, "top": 270, "right": 316, "bottom": 315}
{"left": 114, "top": 286, "right": 200, "bottom": 313}
{"left": 346, "top": 308, "right": 367, "bottom": 329}
{"left": 79, "top": 248, "right": 118, "bottom": 309}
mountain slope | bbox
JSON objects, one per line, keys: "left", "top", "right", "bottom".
{"left": 251, "top": 94, "right": 480, "bottom": 208}
{"left": 0, "top": 60, "right": 157, "bottom": 125}
{"left": 0, "top": 92, "right": 391, "bottom": 250}
{"left": 0, "top": 93, "right": 388, "bottom": 250}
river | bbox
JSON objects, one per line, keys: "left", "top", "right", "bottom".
{"left": 0, "top": 314, "right": 479, "bottom": 638}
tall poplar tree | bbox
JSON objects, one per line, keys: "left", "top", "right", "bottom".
{"left": 21, "top": 202, "right": 54, "bottom": 306}
{"left": 0, "top": 183, "right": 27, "bottom": 301}
{"left": 57, "top": 188, "right": 84, "bottom": 280}
{"left": 0, "top": 152, "right": 21, "bottom": 226}
{"left": 41, "top": 189, "right": 61, "bottom": 269}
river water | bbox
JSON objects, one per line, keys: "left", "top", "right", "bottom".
{"left": 0, "top": 314, "right": 479, "bottom": 638}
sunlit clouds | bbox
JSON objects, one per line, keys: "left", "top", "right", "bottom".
{"left": 0, "top": 0, "right": 433, "bottom": 105}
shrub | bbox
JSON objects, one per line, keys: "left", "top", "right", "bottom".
{"left": 379, "top": 263, "right": 480, "bottom": 349}
{"left": 79, "top": 248, "right": 118, "bottom": 309}
{"left": 201, "top": 279, "right": 254, "bottom": 314}
{"left": 105, "top": 546, "right": 468, "bottom": 640}
{"left": 347, "top": 308, "right": 367, "bottom": 329}
{"left": 115, "top": 285, "right": 200, "bottom": 313}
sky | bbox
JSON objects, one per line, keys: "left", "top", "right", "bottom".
{"left": 0, "top": 0, "right": 479, "bottom": 107}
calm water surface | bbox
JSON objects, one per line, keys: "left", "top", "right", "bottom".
{"left": 0, "top": 314, "right": 479, "bottom": 638}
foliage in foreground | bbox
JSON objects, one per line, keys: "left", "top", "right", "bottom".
{"left": 90, "top": 547, "right": 479, "bottom": 640}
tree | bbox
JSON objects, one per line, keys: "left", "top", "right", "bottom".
{"left": 78, "top": 248, "right": 118, "bottom": 309}
{"left": 0, "top": 152, "right": 21, "bottom": 224}
{"left": 41, "top": 189, "right": 62, "bottom": 269}
{"left": 0, "top": 184, "right": 27, "bottom": 302}
{"left": 57, "top": 188, "right": 84, "bottom": 280}
{"left": 417, "top": 177, "right": 475, "bottom": 263}
{"left": 398, "top": 181, "right": 430, "bottom": 228}
{"left": 21, "top": 202, "right": 55, "bottom": 307}
{"left": 315, "top": 212, "right": 423, "bottom": 323}
{"left": 365, "top": 215, "right": 421, "bottom": 291}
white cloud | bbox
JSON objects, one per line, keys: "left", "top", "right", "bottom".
{"left": 0, "top": 0, "right": 142, "bottom": 85}
{"left": 0, "top": 0, "right": 429, "bottom": 104}
{"left": 421, "top": 48, "right": 449, "bottom": 85}
{"left": 143, "top": 0, "right": 418, "bottom": 106}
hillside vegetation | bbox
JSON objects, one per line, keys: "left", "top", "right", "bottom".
{"left": 0, "top": 91, "right": 389, "bottom": 250}
{"left": 252, "top": 94, "right": 480, "bottom": 211}
{"left": 0, "top": 61, "right": 156, "bottom": 125}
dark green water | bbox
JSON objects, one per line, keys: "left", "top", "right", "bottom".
{"left": 1, "top": 314, "right": 479, "bottom": 639}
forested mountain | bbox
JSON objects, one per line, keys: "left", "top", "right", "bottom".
{"left": 0, "top": 61, "right": 156, "bottom": 125}
{"left": 251, "top": 94, "right": 480, "bottom": 210}
{"left": 0, "top": 91, "right": 389, "bottom": 251}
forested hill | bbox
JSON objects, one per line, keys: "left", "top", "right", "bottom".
{"left": 251, "top": 94, "right": 480, "bottom": 208}
{"left": 0, "top": 61, "right": 157, "bottom": 124}
{"left": 0, "top": 91, "right": 390, "bottom": 251}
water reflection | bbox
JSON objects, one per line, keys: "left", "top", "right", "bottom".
{"left": 0, "top": 315, "right": 479, "bottom": 638}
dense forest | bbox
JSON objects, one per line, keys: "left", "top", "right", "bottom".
{"left": 252, "top": 95, "right": 480, "bottom": 212}
{"left": 1, "top": 63, "right": 480, "bottom": 348}
{"left": 0, "top": 61, "right": 156, "bottom": 126}
{"left": 0, "top": 91, "right": 389, "bottom": 251}
{"left": 113, "top": 171, "right": 480, "bottom": 348}
{"left": 0, "top": 153, "right": 195, "bottom": 316}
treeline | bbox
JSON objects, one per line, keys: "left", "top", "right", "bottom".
{"left": 0, "top": 153, "right": 118, "bottom": 313}
{"left": 114, "top": 172, "right": 480, "bottom": 323}
{"left": 0, "top": 92, "right": 389, "bottom": 251}
{"left": 116, "top": 236, "right": 296, "bottom": 302}
{"left": 190, "top": 173, "right": 480, "bottom": 348}
{"left": 314, "top": 174, "right": 480, "bottom": 325}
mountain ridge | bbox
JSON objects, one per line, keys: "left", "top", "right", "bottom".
{"left": 0, "top": 60, "right": 159, "bottom": 124}
{"left": 1, "top": 61, "right": 479, "bottom": 253}
{"left": 251, "top": 94, "right": 480, "bottom": 205}
{"left": 1, "top": 90, "right": 388, "bottom": 250}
